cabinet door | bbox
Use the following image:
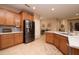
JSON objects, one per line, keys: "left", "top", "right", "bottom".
{"left": 22, "top": 12, "right": 33, "bottom": 20}
{"left": 22, "top": 12, "right": 28, "bottom": 20}
{"left": 28, "top": 14, "right": 32, "bottom": 20}
{"left": 19, "top": 33, "right": 23, "bottom": 43}
{"left": 71, "top": 47, "right": 79, "bottom": 55}
{"left": 46, "top": 33, "right": 54, "bottom": 44}
{"left": 5, "top": 11, "right": 15, "bottom": 25}
{"left": 54, "top": 34, "right": 60, "bottom": 48}
{"left": 0, "top": 34, "right": 14, "bottom": 49}
{"left": 0, "top": 9, "right": 6, "bottom": 25}
{"left": 59, "top": 36, "right": 68, "bottom": 54}
{"left": 14, "top": 33, "right": 23, "bottom": 45}
{"left": 0, "top": 36, "right": 1, "bottom": 49}
{"left": 29, "top": 15, "right": 33, "bottom": 20}
{"left": 14, "top": 14, "right": 20, "bottom": 27}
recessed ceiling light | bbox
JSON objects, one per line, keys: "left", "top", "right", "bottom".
{"left": 76, "top": 13, "right": 79, "bottom": 16}
{"left": 40, "top": 17, "right": 43, "bottom": 19}
{"left": 51, "top": 8, "right": 55, "bottom": 11}
{"left": 33, "top": 6, "right": 36, "bottom": 10}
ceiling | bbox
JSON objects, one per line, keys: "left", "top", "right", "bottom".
{"left": 0, "top": 4, "right": 79, "bottom": 20}
{"left": 29, "top": 4, "right": 79, "bottom": 20}
{"left": 0, "top": 4, "right": 33, "bottom": 13}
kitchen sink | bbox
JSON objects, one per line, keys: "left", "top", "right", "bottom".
{"left": 59, "top": 32, "right": 69, "bottom": 35}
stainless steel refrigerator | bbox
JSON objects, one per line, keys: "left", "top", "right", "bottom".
{"left": 23, "top": 20, "right": 35, "bottom": 43}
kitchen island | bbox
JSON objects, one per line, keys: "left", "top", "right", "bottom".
{"left": 45, "top": 31, "right": 79, "bottom": 55}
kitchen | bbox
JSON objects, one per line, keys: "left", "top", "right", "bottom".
{"left": 0, "top": 4, "right": 79, "bottom": 55}
{"left": 0, "top": 4, "right": 34, "bottom": 50}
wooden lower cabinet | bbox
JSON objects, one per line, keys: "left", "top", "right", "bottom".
{"left": 54, "top": 34, "right": 60, "bottom": 48}
{"left": 14, "top": 33, "right": 23, "bottom": 45}
{"left": 46, "top": 33, "right": 54, "bottom": 44}
{"left": 46, "top": 33, "right": 69, "bottom": 55}
{"left": 0, "top": 33, "right": 23, "bottom": 49}
{"left": 0, "top": 34, "right": 14, "bottom": 49}
{"left": 70, "top": 47, "right": 79, "bottom": 55}
{"left": 59, "top": 36, "right": 68, "bottom": 54}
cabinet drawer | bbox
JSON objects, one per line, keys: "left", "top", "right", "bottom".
{"left": 46, "top": 33, "right": 54, "bottom": 44}
{"left": 14, "top": 33, "right": 23, "bottom": 45}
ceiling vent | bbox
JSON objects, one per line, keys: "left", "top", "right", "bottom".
{"left": 25, "top": 4, "right": 30, "bottom": 7}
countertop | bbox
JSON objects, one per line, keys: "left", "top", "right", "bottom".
{"left": 0, "top": 31, "right": 23, "bottom": 35}
{"left": 46, "top": 31, "right": 79, "bottom": 49}
{"left": 46, "top": 31, "right": 68, "bottom": 37}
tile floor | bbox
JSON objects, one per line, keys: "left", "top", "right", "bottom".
{"left": 0, "top": 35, "right": 63, "bottom": 55}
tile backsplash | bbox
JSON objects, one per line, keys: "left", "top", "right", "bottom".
{"left": 0, "top": 26, "right": 20, "bottom": 33}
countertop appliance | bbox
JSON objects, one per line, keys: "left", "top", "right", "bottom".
{"left": 23, "top": 20, "right": 35, "bottom": 43}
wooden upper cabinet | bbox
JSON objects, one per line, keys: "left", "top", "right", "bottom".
{"left": 0, "top": 9, "right": 33, "bottom": 26}
{"left": 14, "top": 14, "right": 21, "bottom": 27}
{"left": 29, "top": 15, "right": 34, "bottom": 20}
{"left": 0, "top": 9, "right": 6, "bottom": 25}
{"left": 21, "top": 11, "right": 33, "bottom": 20}
{"left": 0, "top": 9, "right": 22, "bottom": 26}
{"left": 5, "top": 11, "right": 15, "bottom": 25}
{"left": 27, "top": 14, "right": 30, "bottom": 20}
{"left": 21, "top": 11, "right": 33, "bottom": 30}
{"left": 22, "top": 12, "right": 28, "bottom": 20}
{"left": 30, "top": 15, "right": 34, "bottom": 20}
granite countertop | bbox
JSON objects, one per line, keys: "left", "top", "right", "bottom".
{"left": 46, "top": 31, "right": 79, "bottom": 49}
{"left": 0, "top": 31, "right": 23, "bottom": 35}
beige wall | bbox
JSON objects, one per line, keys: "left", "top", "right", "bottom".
{"left": 40, "top": 19, "right": 60, "bottom": 31}
{"left": 60, "top": 19, "right": 69, "bottom": 32}
{"left": 68, "top": 20, "right": 79, "bottom": 31}
{"left": 60, "top": 19, "right": 79, "bottom": 32}
{"left": 41, "top": 16, "right": 79, "bottom": 32}
{"left": 34, "top": 14, "right": 41, "bottom": 39}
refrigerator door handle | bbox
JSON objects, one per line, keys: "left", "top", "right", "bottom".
{"left": 31, "top": 22, "right": 32, "bottom": 29}
{"left": 27, "top": 29, "right": 29, "bottom": 32}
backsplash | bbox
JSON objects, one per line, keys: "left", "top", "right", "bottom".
{"left": 0, "top": 27, "right": 2, "bottom": 32}
{"left": 0, "top": 26, "right": 20, "bottom": 33}
{"left": 12, "top": 27, "right": 20, "bottom": 32}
